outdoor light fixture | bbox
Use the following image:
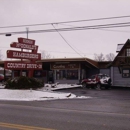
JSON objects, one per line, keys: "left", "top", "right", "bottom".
{"left": 5, "top": 34, "right": 12, "bottom": 36}
{"left": 5, "top": 28, "right": 29, "bottom": 38}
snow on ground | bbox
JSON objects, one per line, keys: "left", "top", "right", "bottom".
{"left": 0, "top": 83, "right": 91, "bottom": 101}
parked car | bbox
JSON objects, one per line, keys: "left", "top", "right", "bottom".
{"left": 81, "top": 74, "right": 112, "bottom": 89}
{"left": 0, "top": 74, "right": 4, "bottom": 82}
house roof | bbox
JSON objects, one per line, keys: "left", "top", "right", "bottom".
{"left": 97, "top": 61, "right": 112, "bottom": 68}
{"left": 112, "top": 39, "right": 130, "bottom": 65}
{"left": 116, "top": 44, "right": 124, "bottom": 52}
{"left": 37, "top": 57, "right": 99, "bottom": 68}
{"left": 0, "top": 57, "right": 112, "bottom": 69}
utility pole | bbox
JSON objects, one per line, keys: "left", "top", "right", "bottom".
{"left": 26, "top": 27, "right": 29, "bottom": 39}
{"left": 20, "top": 27, "right": 29, "bottom": 77}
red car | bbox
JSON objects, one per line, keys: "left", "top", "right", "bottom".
{"left": 81, "top": 74, "right": 112, "bottom": 89}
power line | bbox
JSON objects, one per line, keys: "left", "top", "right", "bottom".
{"left": 51, "top": 24, "right": 99, "bottom": 67}
{"left": 97, "top": 28, "right": 130, "bottom": 33}
{"left": 48, "top": 23, "right": 125, "bottom": 62}
{"left": 58, "top": 23, "right": 130, "bottom": 33}
{"left": 1, "top": 21, "right": 130, "bottom": 36}
{"left": 52, "top": 24, "right": 83, "bottom": 58}
{"left": 1, "top": 15, "right": 130, "bottom": 29}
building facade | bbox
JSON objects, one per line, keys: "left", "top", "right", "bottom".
{"left": 110, "top": 39, "right": 130, "bottom": 87}
{"left": 1, "top": 39, "right": 130, "bottom": 87}
{"left": 37, "top": 58, "right": 110, "bottom": 84}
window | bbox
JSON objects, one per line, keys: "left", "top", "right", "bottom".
{"left": 56, "top": 70, "right": 78, "bottom": 80}
{"left": 67, "top": 70, "right": 78, "bottom": 80}
{"left": 122, "top": 69, "right": 130, "bottom": 78}
{"left": 33, "top": 70, "right": 43, "bottom": 77}
{"left": 56, "top": 70, "right": 66, "bottom": 80}
{"left": 126, "top": 49, "right": 130, "bottom": 56}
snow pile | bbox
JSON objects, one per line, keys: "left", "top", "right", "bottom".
{"left": 0, "top": 89, "right": 76, "bottom": 101}
{"left": 0, "top": 83, "right": 91, "bottom": 101}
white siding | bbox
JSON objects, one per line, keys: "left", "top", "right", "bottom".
{"left": 110, "top": 67, "right": 114, "bottom": 86}
{"left": 113, "top": 67, "right": 130, "bottom": 87}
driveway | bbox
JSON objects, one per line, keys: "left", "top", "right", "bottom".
{"left": 54, "top": 86, "right": 130, "bottom": 100}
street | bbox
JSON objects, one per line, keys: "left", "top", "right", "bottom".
{"left": 0, "top": 87, "right": 130, "bottom": 130}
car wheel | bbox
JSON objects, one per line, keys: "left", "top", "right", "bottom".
{"left": 82, "top": 82, "right": 87, "bottom": 88}
{"left": 1, "top": 80, "right": 5, "bottom": 84}
{"left": 108, "top": 78, "right": 111, "bottom": 84}
{"left": 106, "top": 79, "right": 111, "bottom": 89}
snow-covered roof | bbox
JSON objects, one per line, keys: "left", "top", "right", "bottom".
{"left": 116, "top": 44, "right": 124, "bottom": 52}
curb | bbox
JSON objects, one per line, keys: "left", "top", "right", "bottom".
{"left": 52, "top": 86, "right": 82, "bottom": 91}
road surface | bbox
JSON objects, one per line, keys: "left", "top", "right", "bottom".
{"left": 0, "top": 88, "right": 130, "bottom": 130}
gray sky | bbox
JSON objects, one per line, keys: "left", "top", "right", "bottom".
{"left": 1, "top": 0, "right": 130, "bottom": 60}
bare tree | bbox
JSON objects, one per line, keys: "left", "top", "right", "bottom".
{"left": 106, "top": 53, "right": 115, "bottom": 61}
{"left": 41, "top": 50, "right": 52, "bottom": 59}
{"left": 94, "top": 53, "right": 105, "bottom": 61}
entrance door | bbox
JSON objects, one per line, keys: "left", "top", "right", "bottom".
{"left": 48, "top": 71, "right": 54, "bottom": 83}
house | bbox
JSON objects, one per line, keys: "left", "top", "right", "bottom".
{"left": 110, "top": 39, "right": 130, "bottom": 87}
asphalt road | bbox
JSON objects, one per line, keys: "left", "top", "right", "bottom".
{"left": 0, "top": 87, "right": 130, "bottom": 130}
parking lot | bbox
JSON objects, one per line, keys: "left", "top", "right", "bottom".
{"left": 55, "top": 86, "right": 130, "bottom": 100}
{"left": 53, "top": 87, "right": 130, "bottom": 115}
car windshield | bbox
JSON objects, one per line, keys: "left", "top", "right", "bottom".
{"left": 90, "top": 75, "right": 96, "bottom": 79}
{"left": 98, "top": 74, "right": 109, "bottom": 79}
{"left": 97, "top": 75, "right": 102, "bottom": 79}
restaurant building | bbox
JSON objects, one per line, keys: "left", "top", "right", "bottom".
{"left": 36, "top": 58, "right": 111, "bottom": 84}
{"left": 0, "top": 57, "right": 111, "bottom": 84}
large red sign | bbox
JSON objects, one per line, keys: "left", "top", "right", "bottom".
{"left": 6, "top": 38, "right": 42, "bottom": 74}
{"left": 10, "top": 42, "right": 38, "bottom": 51}
{"left": 7, "top": 50, "right": 41, "bottom": 60}
{"left": 18, "top": 37, "right": 35, "bottom": 45}
{"left": 4, "top": 62, "right": 42, "bottom": 70}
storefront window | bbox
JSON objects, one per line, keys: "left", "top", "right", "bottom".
{"left": 67, "top": 70, "right": 78, "bottom": 79}
{"left": 33, "top": 70, "right": 42, "bottom": 78}
{"left": 56, "top": 70, "right": 66, "bottom": 80}
{"left": 56, "top": 70, "right": 78, "bottom": 80}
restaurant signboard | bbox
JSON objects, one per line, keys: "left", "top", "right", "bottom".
{"left": 5, "top": 37, "right": 42, "bottom": 77}
{"left": 10, "top": 42, "right": 38, "bottom": 51}
{"left": 51, "top": 63, "right": 80, "bottom": 69}
{"left": 7, "top": 50, "right": 41, "bottom": 60}
{"left": 4, "top": 61, "right": 42, "bottom": 70}
{"left": 18, "top": 37, "right": 35, "bottom": 45}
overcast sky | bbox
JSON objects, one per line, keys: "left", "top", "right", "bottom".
{"left": 1, "top": 0, "right": 130, "bottom": 60}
